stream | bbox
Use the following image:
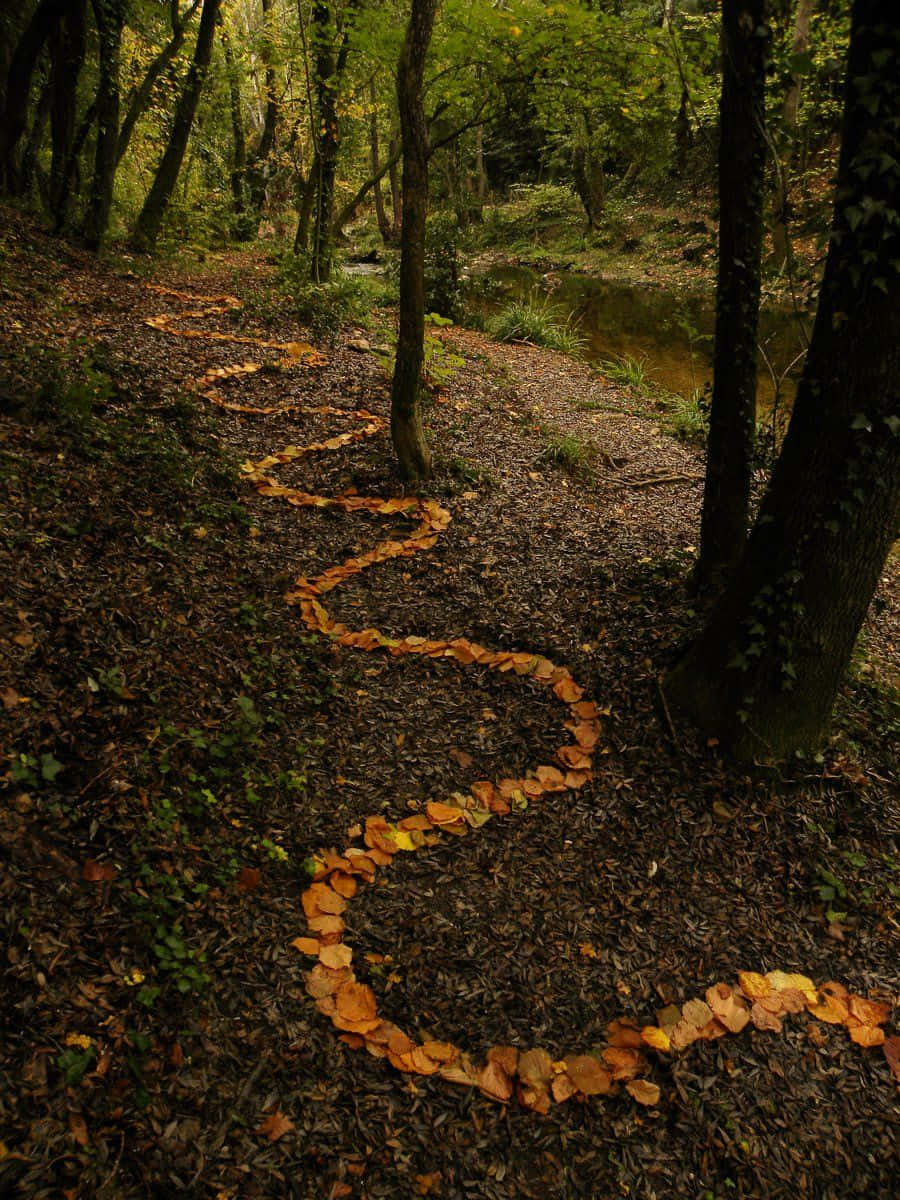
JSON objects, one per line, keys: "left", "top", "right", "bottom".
{"left": 464, "top": 264, "right": 813, "bottom": 414}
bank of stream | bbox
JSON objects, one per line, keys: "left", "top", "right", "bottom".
{"left": 464, "top": 263, "right": 814, "bottom": 414}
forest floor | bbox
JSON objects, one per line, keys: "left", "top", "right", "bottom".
{"left": 1, "top": 209, "right": 898, "bottom": 1200}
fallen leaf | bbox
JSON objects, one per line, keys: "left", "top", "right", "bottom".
{"left": 291, "top": 937, "right": 320, "bottom": 956}
{"left": 335, "top": 980, "right": 376, "bottom": 1023}
{"left": 319, "top": 943, "right": 353, "bottom": 970}
{"left": 883, "top": 1036, "right": 900, "bottom": 1081}
{"left": 478, "top": 1060, "right": 513, "bottom": 1102}
{"left": 626, "top": 1079, "right": 661, "bottom": 1107}
{"left": 565, "top": 1055, "right": 612, "bottom": 1096}
{"left": 82, "top": 860, "right": 115, "bottom": 883}
{"left": 256, "top": 1111, "right": 294, "bottom": 1141}
{"left": 68, "top": 1112, "right": 89, "bottom": 1146}
{"left": 236, "top": 866, "right": 261, "bottom": 894}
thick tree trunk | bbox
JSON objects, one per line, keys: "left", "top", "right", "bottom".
{"left": 695, "top": 0, "right": 770, "bottom": 588}
{"left": 390, "top": 0, "right": 437, "bottom": 481}
{"left": 665, "top": 0, "right": 900, "bottom": 761}
{"left": 83, "top": 0, "right": 123, "bottom": 250}
{"left": 48, "top": 0, "right": 87, "bottom": 229}
{"left": 772, "top": 0, "right": 816, "bottom": 264}
{"left": 0, "top": 0, "right": 69, "bottom": 192}
{"left": 131, "top": 0, "right": 221, "bottom": 254}
{"left": 115, "top": 0, "right": 199, "bottom": 167}
{"left": 369, "top": 76, "right": 390, "bottom": 242}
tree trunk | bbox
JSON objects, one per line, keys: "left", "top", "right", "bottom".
{"left": 294, "top": 155, "right": 317, "bottom": 252}
{"left": 310, "top": 2, "right": 339, "bottom": 281}
{"left": 19, "top": 74, "right": 53, "bottom": 197}
{"left": 388, "top": 131, "right": 401, "bottom": 241}
{"left": 115, "top": 0, "right": 200, "bottom": 167}
{"left": 665, "top": 0, "right": 900, "bottom": 761}
{"left": 83, "top": 0, "right": 123, "bottom": 250}
{"left": 244, "top": 0, "right": 279, "bottom": 220}
{"left": 48, "top": 0, "right": 87, "bottom": 229}
{"left": 474, "top": 122, "right": 487, "bottom": 204}
{"left": 369, "top": 76, "right": 390, "bottom": 241}
{"left": 131, "top": 0, "right": 221, "bottom": 254}
{"left": 390, "top": 0, "right": 437, "bottom": 481}
{"left": 695, "top": 0, "right": 770, "bottom": 588}
{"left": 772, "top": 0, "right": 816, "bottom": 264}
{"left": 0, "top": 0, "right": 69, "bottom": 192}
{"left": 222, "top": 24, "right": 250, "bottom": 234}
{"left": 331, "top": 145, "right": 402, "bottom": 240}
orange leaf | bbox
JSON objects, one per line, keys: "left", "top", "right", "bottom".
{"left": 308, "top": 914, "right": 345, "bottom": 937}
{"left": 808, "top": 991, "right": 849, "bottom": 1025}
{"left": 335, "top": 980, "right": 376, "bottom": 1023}
{"left": 518, "top": 1048, "right": 553, "bottom": 1086}
{"left": 487, "top": 1045, "right": 519, "bottom": 1076}
{"left": 847, "top": 994, "right": 891, "bottom": 1027}
{"left": 602, "top": 1047, "right": 643, "bottom": 1081}
{"left": 848, "top": 1024, "right": 885, "bottom": 1048}
{"left": 331, "top": 873, "right": 357, "bottom": 899}
{"left": 302, "top": 883, "right": 347, "bottom": 918}
{"left": 737, "top": 971, "right": 771, "bottom": 1000}
{"left": 565, "top": 1055, "right": 612, "bottom": 1096}
{"left": 68, "top": 1112, "right": 89, "bottom": 1147}
{"left": 551, "top": 1072, "right": 577, "bottom": 1103}
{"left": 553, "top": 676, "right": 584, "bottom": 703}
{"left": 478, "top": 1060, "right": 513, "bottom": 1102}
{"left": 256, "top": 1110, "right": 295, "bottom": 1141}
{"left": 82, "top": 860, "right": 115, "bottom": 883}
{"left": 291, "top": 937, "right": 320, "bottom": 956}
{"left": 626, "top": 1079, "right": 661, "bottom": 1107}
{"left": 426, "top": 801, "right": 465, "bottom": 825}
{"left": 319, "top": 943, "right": 353, "bottom": 970}
{"left": 422, "top": 1041, "right": 458, "bottom": 1064}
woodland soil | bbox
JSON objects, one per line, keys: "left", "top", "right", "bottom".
{"left": 0, "top": 211, "right": 898, "bottom": 1200}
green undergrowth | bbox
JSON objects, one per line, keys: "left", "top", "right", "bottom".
{"left": 1, "top": 342, "right": 336, "bottom": 1050}
{"left": 489, "top": 295, "right": 586, "bottom": 356}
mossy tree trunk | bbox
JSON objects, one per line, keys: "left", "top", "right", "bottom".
{"left": 0, "top": 0, "right": 69, "bottom": 193}
{"left": 83, "top": 0, "right": 124, "bottom": 251}
{"left": 48, "top": 0, "right": 86, "bottom": 229}
{"left": 665, "top": 0, "right": 900, "bottom": 761}
{"left": 695, "top": 0, "right": 771, "bottom": 588}
{"left": 131, "top": 0, "right": 221, "bottom": 254}
{"left": 390, "top": 0, "right": 437, "bottom": 481}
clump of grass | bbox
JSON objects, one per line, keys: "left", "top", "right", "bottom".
{"left": 598, "top": 352, "right": 653, "bottom": 390}
{"left": 663, "top": 387, "right": 710, "bottom": 444}
{"left": 538, "top": 425, "right": 597, "bottom": 479}
{"left": 489, "top": 296, "right": 585, "bottom": 356}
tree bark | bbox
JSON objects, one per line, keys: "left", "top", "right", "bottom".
{"left": 244, "top": 0, "right": 279, "bottom": 220}
{"left": 83, "top": 0, "right": 124, "bottom": 250}
{"left": 390, "top": 0, "right": 437, "bottom": 481}
{"left": 772, "top": 0, "right": 816, "bottom": 264}
{"left": 48, "top": 0, "right": 87, "bottom": 228}
{"left": 388, "top": 130, "right": 401, "bottom": 241}
{"left": 294, "top": 154, "right": 317, "bottom": 252}
{"left": 332, "top": 144, "right": 402, "bottom": 239}
{"left": 131, "top": 0, "right": 221, "bottom": 254}
{"left": 19, "top": 74, "right": 53, "bottom": 197}
{"left": 310, "top": 2, "right": 339, "bottom": 281}
{"left": 665, "top": 0, "right": 900, "bottom": 761}
{"left": 115, "top": 0, "right": 200, "bottom": 167}
{"left": 222, "top": 23, "right": 250, "bottom": 233}
{"left": 0, "top": 0, "right": 69, "bottom": 192}
{"left": 369, "top": 75, "right": 390, "bottom": 241}
{"left": 695, "top": 0, "right": 770, "bottom": 588}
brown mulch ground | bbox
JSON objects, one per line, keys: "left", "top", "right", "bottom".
{"left": 1, "top": 210, "right": 898, "bottom": 1200}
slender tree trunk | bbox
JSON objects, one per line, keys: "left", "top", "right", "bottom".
{"left": 222, "top": 25, "right": 250, "bottom": 233}
{"left": 115, "top": 0, "right": 200, "bottom": 167}
{"left": 294, "top": 155, "right": 317, "bottom": 252}
{"left": 131, "top": 0, "right": 222, "bottom": 254}
{"left": 331, "top": 145, "right": 402, "bottom": 240}
{"left": 245, "top": 0, "right": 279, "bottom": 219}
{"left": 369, "top": 76, "right": 390, "bottom": 241}
{"left": 665, "top": 0, "right": 900, "bottom": 761}
{"left": 695, "top": 0, "right": 771, "bottom": 588}
{"left": 390, "top": 0, "right": 437, "bottom": 481}
{"left": 310, "top": 2, "right": 338, "bottom": 281}
{"left": 83, "top": 0, "right": 123, "bottom": 250}
{"left": 772, "top": 0, "right": 816, "bottom": 264}
{"left": 61, "top": 93, "right": 98, "bottom": 208}
{"left": 388, "top": 131, "right": 402, "bottom": 241}
{"left": 48, "top": 0, "right": 87, "bottom": 229}
{"left": 0, "top": 0, "right": 69, "bottom": 192}
{"left": 474, "top": 122, "right": 486, "bottom": 203}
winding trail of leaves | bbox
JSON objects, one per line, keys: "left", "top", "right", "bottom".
{"left": 145, "top": 284, "right": 898, "bottom": 1111}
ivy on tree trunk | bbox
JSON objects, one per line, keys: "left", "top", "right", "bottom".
{"left": 665, "top": 0, "right": 900, "bottom": 761}
{"left": 696, "top": 0, "right": 770, "bottom": 589}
